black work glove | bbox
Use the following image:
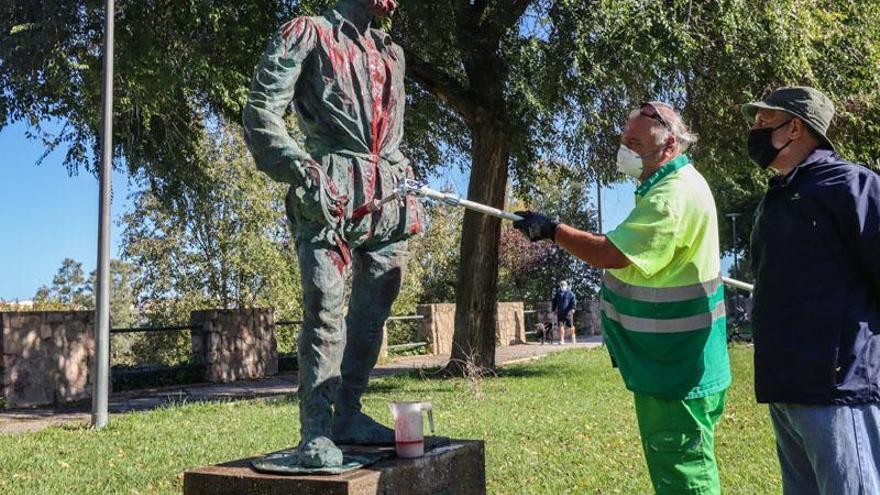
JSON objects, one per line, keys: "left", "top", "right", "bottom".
{"left": 513, "top": 210, "right": 559, "bottom": 242}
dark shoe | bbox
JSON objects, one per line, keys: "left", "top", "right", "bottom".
{"left": 332, "top": 410, "right": 395, "bottom": 445}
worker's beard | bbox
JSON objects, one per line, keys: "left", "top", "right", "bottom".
{"left": 370, "top": 0, "right": 397, "bottom": 17}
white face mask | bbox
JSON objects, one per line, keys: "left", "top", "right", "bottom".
{"left": 616, "top": 145, "right": 644, "bottom": 179}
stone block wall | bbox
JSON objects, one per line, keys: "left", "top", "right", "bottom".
{"left": 580, "top": 300, "right": 601, "bottom": 335}
{"left": 190, "top": 309, "right": 278, "bottom": 383}
{"left": 416, "top": 303, "right": 456, "bottom": 355}
{"left": 496, "top": 302, "right": 525, "bottom": 345}
{"left": 416, "top": 303, "right": 525, "bottom": 355}
{"left": 0, "top": 311, "right": 94, "bottom": 407}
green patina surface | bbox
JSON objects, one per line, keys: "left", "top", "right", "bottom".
{"left": 243, "top": 1, "right": 422, "bottom": 467}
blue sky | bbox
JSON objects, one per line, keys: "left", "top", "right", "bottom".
{"left": 0, "top": 121, "right": 134, "bottom": 300}
{"left": 0, "top": 119, "right": 728, "bottom": 301}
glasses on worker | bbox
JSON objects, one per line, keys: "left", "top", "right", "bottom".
{"left": 639, "top": 101, "right": 671, "bottom": 130}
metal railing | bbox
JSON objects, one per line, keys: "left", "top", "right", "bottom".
{"left": 276, "top": 314, "right": 428, "bottom": 351}
{"left": 110, "top": 324, "right": 197, "bottom": 334}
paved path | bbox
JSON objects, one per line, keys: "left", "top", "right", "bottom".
{"left": 0, "top": 337, "right": 602, "bottom": 434}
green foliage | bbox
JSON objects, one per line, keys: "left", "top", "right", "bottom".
{"left": 500, "top": 164, "right": 601, "bottom": 302}
{"left": 0, "top": 0, "right": 301, "bottom": 198}
{"left": 407, "top": 197, "right": 464, "bottom": 304}
{"left": 395, "top": 0, "right": 880, "bottom": 259}
{"left": 0, "top": 346, "right": 777, "bottom": 494}
{"left": 27, "top": 258, "right": 133, "bottom": 315}
{"left": 31, "top": 258, "right": 94, "bottom": 310}
{"left": 560, "top": 0, "right": 880, "bottom": 254}
{"left": 120, "top": 125, "right": 302, "bottom": 365}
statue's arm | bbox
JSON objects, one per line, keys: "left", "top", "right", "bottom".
{"left": 243, "top": 18, "right": 317, "bottom": 184}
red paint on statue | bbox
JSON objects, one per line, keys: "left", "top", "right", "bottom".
{"left": 408, "top": 195, "right": 422, "bottom": 234}
{"left": 364, "top": 34, "right": 391, "bottom": 204}
{"left": 316, "top": 26, "right": 352, "bottom": 88}
{"left": 280, "top": 18, "right": 310, "bottom": 57}
{"left": 327, "top": 235, "right": 352, "bottom": 275}
{"left": 351, "top": 203, "right": 372, "bottom": 220}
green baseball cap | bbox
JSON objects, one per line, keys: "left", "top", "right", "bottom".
{"left": 741, "top": 86, "right": 836, "bottom": 150}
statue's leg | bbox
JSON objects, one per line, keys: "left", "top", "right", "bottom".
{"left": 332, "top": 239, "right": 409, "bottom": 445}
{"left": 295, "top": 236, "right": 348, "bottom": 467}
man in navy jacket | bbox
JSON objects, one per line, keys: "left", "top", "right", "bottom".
{"left": 743, "top": 86, "right": 880, "bottom": 494}
{"left": 551, "top": 280, "right": 577, "bottom": 344}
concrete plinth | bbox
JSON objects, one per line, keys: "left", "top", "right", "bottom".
{"left": 183, "top": 440, "right": 485, "bottom": 495}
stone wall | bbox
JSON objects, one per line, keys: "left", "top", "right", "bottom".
{"left": 190, "top": 309, "right": 278, "bottom": 383}
{"left": 496, "top": 302, "right": 525, "bottom": 345}
{"left": 416, "top": 303, "right": 456, "bottom": 355}
{"left": 0, "top": 311, "right": 94, "bottom": 407}
{"left": 416, "top": 303, "right": 525, "bottom": 355}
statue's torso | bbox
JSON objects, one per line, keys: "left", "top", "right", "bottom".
{"left": 284, "top": 12, "right": 419, "bottom": 246}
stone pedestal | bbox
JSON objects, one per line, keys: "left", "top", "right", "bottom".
{"left": 190, "top": 309, "right": 278, "bottom": 383}
{"left": 183, "top": 440, "right": 486, "bottom": 495}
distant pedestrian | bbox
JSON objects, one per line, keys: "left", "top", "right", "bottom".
{"left": 551, "top": 280, "right": 577, "bottom": 344}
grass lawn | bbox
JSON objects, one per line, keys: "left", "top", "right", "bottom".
{"left": 0, "top": 344, "right": 780, "bottom": 494}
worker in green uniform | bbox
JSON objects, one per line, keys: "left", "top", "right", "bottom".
{"left": 514, "top": 101, "right": 731, "bottom": 495}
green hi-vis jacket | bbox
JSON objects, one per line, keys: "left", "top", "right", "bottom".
{"left": 602, "top": 155, "right": 731, "bottom": 400}
{"left": 243, "top": 9, "right": 423, "bottom": 250}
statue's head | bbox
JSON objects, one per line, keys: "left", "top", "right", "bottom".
{"left": 366, "top": 0, "right": 397, "bottom": 18}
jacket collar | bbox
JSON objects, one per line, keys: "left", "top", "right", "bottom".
{"left": 768, "top": 148, "right": 836, "bottom": 189}
{"left": 325, "top": 8, "right": 394, "bottom": 52}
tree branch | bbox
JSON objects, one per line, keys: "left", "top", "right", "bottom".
{"left": 403, "top": 47, "right": 479, "bottom": 125}
{"left": 481, "top": 0, "right": 533, "bottom": 47}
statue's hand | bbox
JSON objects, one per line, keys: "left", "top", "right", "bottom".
{"left": 292, "top": 158, "right": 347, "bottom": 229}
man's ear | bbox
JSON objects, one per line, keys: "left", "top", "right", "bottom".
{"left": 791, "top": 118, "right": 806, "bottom": 140}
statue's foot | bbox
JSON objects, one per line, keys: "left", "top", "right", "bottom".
{"left": 332, "top": 410, "right": 395, "bottom": 445}
{"left": 297, "top": 436, "right": 343, "bottom": 468}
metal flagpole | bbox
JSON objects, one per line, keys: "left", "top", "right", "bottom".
{"left": 92, "top": 0, "right": 115, "bottom": 429}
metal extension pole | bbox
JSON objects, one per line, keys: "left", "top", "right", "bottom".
{"left": 92, "top": 0, "right": 114, "bottom": 429}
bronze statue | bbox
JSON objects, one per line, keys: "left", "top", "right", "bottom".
{"left": 243, "top": 0, "right": 421, "bottom": 467}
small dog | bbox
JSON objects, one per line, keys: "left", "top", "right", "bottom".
{"left": 535, "top": 321, "right": 555, "bottom": 345}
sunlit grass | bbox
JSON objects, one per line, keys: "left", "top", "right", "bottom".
{"left": 0, "top": 345, "right": 777, "bottom": 494}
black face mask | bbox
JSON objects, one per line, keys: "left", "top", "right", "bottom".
{"left": 747, "top": 120, "right": 793, "bottom": 168}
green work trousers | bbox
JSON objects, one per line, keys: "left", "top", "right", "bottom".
{"left": 633, "top": 390, "right": 727, "bottom": 495}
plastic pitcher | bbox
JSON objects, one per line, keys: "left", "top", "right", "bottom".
{"left": 389, "top": 401, "right": 435, "bottom": 458}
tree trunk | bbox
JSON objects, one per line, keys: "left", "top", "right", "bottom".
{"left": 444, "top": 121, "right": 511, "bottom": 374}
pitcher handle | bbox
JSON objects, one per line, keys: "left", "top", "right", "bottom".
{"left": 422, "top": 402, "right": 435, "bottom": 434}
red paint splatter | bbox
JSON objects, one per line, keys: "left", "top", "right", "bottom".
{"left": 351, "top": 203, "right": 373, "bottom": 221}
{"left": 316, "top": 26, "right": 350, "bottom": 84}
{"left": 280, "top": 18, "right": 309, "bottom": 57}
{"left": 325, "top": 250, "right": 346, "bottom": 275}
{"left": 408, "top": 195, "right": 422, "bottom": 234}
{"left": 364, "top": 34, "right": 392, "bottom": 205}
{"left": 325, "top": 234, "right": 352, "bottom": 275}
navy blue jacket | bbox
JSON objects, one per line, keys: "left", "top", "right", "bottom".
{"left": 750, "top": 149, "right": 880, "bottom": 405}
{"left": 552, "top": 288, "right": 577, "bottom": 316}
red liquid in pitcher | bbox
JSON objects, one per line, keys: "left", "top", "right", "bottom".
{"left": 395, "top": 438, "right": 424, "bottom": 458}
